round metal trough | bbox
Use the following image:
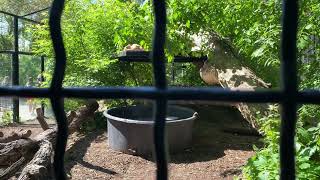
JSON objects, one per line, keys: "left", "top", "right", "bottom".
{"left": 104, "top": 105, "right": 197, "bottom": 155}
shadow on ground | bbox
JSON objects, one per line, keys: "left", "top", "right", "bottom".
{"left": 170, "top": 105, "right": 262, "bottom": 163}
{"left": 65, "top": 131, "right": 117, "bottom": 176}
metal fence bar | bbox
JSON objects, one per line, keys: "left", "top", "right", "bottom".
{"left": 151, "top": 0, "right": 168, "bottom": 179}
{"left": 48, "top": 0, "right": 67, "bottom": 179}
{"left": 21, "top": 6, "right": 51, "bottom": 17}
{"left": 12, "top": 16, "right": 19, "bottom": 122}
{"left": 0, "top": 50, "right": 38, "bottom": 56}
{"left": 0, "top": 11, "right": 42, "bottom": 24}
{"left": 280, "top": 0, "right": 298, "bottom": 179}
{"left": 0, "top": 8, "right": 45, "bottom": 123}
{"left": 3, "top": 87, "right": 320, "bottom": 104}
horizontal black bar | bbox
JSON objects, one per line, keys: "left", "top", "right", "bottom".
{"left": 297, "top": 90, "right": 320, "bottom": 103}
{"left": 0, "top": 11, "right": 41, "bottom": 24}
{"left": 173, "top": 56, "right": 207, "bottom": 62}
{"left": 0, "top": 10, "right": 18, "bottom": 17}
{"left": 116, "top": 55, "right": 207, "bottom": 63}
{"left": 117, "top": 56, "right": 151, "bottom": 62}
{"left": 0, "top": 50, "right": 43, "bottom": 56}
{"left": 18, "top": 16, "right": 42, "bottom": 24}
{"left": 0, "top": 50, "right": 15, "bottom": 54}
{"left": 22, "top": 7, "right": 50, "bottom": 17}
{"left": 0, "top": 86, "right": 320, "bottom": 104}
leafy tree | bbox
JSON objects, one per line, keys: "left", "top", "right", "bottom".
{"left": 32, "top": 0, "right": 320, "bottom": 178}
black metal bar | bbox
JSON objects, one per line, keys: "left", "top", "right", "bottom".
{"left": 41, "top": 56, "right": 45, "bottom": 114}
{"left": 49, "top": 0, "right": 67, "bottom": 179}
{"left": 41, "top": 56, "right": 45, "bottom": 72}
{"left": 12, "top": 16, "right": 19, "bottom": 123}
{"left": 17, "top": 16, "right": 42, "bottom": 24}
{"left": 0, "top": 50, "right": 38, "bottom": 56}
{"left": 0, "top": 11, "right": 42, "bottom": 24}
{"left": 21, "top": 7, "right": 51, "bottom": 17}
{"left": 151, "top": 0, "right": 168, "bottom": 179}
{"left": 173, "top": 55, "right": 207, "bottom": 63}
{"left": 0, "top": 10, "right": 18, "bottom": 17}
{"left": 280, "top": 0, "right": 298, "bottom": 179}
{"left": 117, "top": 55, "right": 207, "bottom": 63}
{"left": 171, "top": 62, "right": 175, "bottom": 83}
{"left": 3, "top": 87, "right": 320, "bottom": 104}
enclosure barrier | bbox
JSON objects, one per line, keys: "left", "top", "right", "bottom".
{"left": 0, "top": 8, "right": 47, "bottom": 122}
{"left": 0, "top": 0, "right": 310, "bottom": 179}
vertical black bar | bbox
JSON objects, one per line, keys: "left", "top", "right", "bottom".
{"left": 12, "top": 16, "right": 19, "bottom": 123}
{"left": 41, "top": 56, "right": 45, "bottom": 114}
{"left": 280, "top": 1, "right": 298, "bottom": 179}
{"left": 151, "top": 0, "right": 168, "bottom": 180}
{"left": 41, "top": 56, "right": 45, "bottom": 73}
{"left": 171, "top": 62, "right": 175, "bottom": 84}
{"left": 49, "top": 0, "right": 67, "bottom": 179}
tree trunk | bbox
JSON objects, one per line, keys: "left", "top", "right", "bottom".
{"left": 199, "top": 35, "right": 271, "bottom": 131}
{"left": 36, "top": 108, "right": 49, "bottom": 131}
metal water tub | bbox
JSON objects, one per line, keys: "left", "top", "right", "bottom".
{"left": 104, "top": 105, "right": 197, "bottom": 155}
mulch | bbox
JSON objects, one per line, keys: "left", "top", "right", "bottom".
{"left": 1, "top": 105, "right": 261, "bottom": 180}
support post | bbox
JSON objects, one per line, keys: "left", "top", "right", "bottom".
{"left": 12, "top": 16, "right": 19, "bottom": 123}
{"left": 41, "top": 56, "right": 45, "bottom": 114}
{"left": 171, "top": 62, "right": 175, "bottom": 84}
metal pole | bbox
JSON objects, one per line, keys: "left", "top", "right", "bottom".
{"left": 41, "top": 56, "right": 45, "bottom": 72}
{"left": 41, "top": 56, "right": 45, "bottom": 114}
{"left": 171, "top": 62, "right": 175, "bottom": 84}
{"left": 12, "top": 16, "right": 19, "bottom": 122}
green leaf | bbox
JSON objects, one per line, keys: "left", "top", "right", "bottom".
{"left": 186, "top": 20, "right": 191, "bottom": 28}
{"left": 251, "top": 47, "right": 265, "bottom": 58}
{"left": 308, "top": 127, "right": 319, "bottom": 132}
{"left": 296, "top": 142, "right": 302, "bottom": 152}
{"left": 258, "top": 171, "right": 269, "bottom": 180}
{"left": 305, "top": 24, "right": 313, "bottom": 30}
{"left": 299, "top": 163, "right": 310, "bottom": 170}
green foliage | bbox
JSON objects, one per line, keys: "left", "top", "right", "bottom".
{"left": 243, "top": 123, "right": 320, "bottom": 179}
{"left": 167, "top": 0, "right": 282, "bottom": 86}
{"left": 243, "top": 104, "right": 320, "bottom": 179}
{"left": 33, "top": 0, "right": 154, "bottom": 88}
{"left": 30, "top": 0, "right": 320, "bottom": 178}
{"left": 169, "top": 63, "right": 205, "bottom": 86}
{"left": 80, "top": 112, "right": 106, "bottom": 132}
{"left": 1, "top": 110, "right": 12, "bottom": 125}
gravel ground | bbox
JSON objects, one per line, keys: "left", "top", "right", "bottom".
{"left": 65, "top": 106, "right": 260, "bottom": 180}
{"left": 1, "top": 105, "right": 261, "bottom": 180}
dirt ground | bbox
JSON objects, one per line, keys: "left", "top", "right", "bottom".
{"left": 1, "top": 105, "right": 261, "bottom": 180}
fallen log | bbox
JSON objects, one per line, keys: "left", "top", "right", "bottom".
{"left": 18, "top": 140, "right": 53, "bottom": 180}
{"left": 0, "top": 139, "right": 38, "bottom": 166}
{"left": 199, "top": 34, "right": 271, "bottom": 131}
{"left": 68, "top": 100, "right": 99, "bottom": 134}
{"left": 0, "top": 129, "right": 32, "bottom": 143}
{"left": 0, "top": 100, "right": 99, "bottom": 179}
{"left": 0, "top": 157, "right": 27, "bottom": 180}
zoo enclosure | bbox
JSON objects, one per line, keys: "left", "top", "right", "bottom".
{"left": 0, "top": 1, "right": 315, "bottom": 180}
{"left": 0, "top": 6, "right": 50, "bottom": 122}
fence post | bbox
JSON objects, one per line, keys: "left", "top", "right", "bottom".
{"left": 12, "top": 16, "right": 19, "bottom": 123}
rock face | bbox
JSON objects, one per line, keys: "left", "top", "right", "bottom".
{"left": 200, "top": 61, "right": 219, "bottom": 85}
{"left": 199, "top": 36, "right": 271, "bottom": 131}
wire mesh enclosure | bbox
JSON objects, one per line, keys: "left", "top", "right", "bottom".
{"left": 0, "top": 0, "right": 315, "bottom": 180}
{"left": 0, "top": 3, "right": 49, "bottom": 122}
